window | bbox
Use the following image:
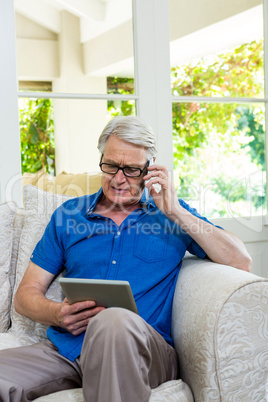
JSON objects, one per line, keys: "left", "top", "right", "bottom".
{"left": 15, "top": 0, "right": 136, "bottom": 176}
{"left": 2, "top": 0, "right": 268, "bottom": 276}
{"left": 169, "top": 0, "right": 266, "bottom": 219}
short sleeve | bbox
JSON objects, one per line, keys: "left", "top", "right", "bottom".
{"left": 31, "top": 208, "right": 65, "bottom": 275}
{"left": 178, "top": 198, "right": 223, "bottom": 259}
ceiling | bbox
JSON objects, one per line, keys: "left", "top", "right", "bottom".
{"left": 13, "top": 0, "right": 263, "bottom": 78}
{"left": 14, "top": 0, "right": 132, "bottom": 43}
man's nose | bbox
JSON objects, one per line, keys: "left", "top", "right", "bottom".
{"left": 113, "top": 168, "right": 126, "bottom": 182}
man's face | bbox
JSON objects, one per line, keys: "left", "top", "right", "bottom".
{"left": 101, "top": 136, "right": 148, "bottom": 208}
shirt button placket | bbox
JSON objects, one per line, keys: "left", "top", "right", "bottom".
{"left": 107, "top": 230, "right": 122, "bottom": 279}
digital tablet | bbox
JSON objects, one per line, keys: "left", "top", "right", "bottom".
{"left": 59, "top": 278, "right": 138, "bottom": 314}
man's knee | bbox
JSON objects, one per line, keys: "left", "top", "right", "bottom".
{"left": 86, "top": 308, "right": 144, "bottom": 343}
{"left": 88, "top": 307, "right": 139, "bottom": 330}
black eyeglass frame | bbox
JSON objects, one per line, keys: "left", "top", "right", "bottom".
{"left": 99, "top": 156, "right": 149, "bottom": 178}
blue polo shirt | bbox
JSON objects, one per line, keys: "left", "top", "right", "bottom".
{"left": 31, "top": 188, "right": 213, "bottom": 361}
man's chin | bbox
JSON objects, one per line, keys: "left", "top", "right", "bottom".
{"left": 109, "top": 193, "right": 141, "bottom": 208}
{"left": 112, "top": 195, "right": 135, "bottom": 205}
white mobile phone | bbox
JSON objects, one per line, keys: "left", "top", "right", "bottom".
{"left": 145, "top": 158, "right": 154, "bottom": 199}
{"left": 145, "top": 158, "right": 161, "bottom": 199}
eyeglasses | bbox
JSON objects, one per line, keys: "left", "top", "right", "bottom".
{"left": 99, "top": 158, "right": 149, "bottom": 178}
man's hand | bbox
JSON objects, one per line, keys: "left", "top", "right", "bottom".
{"left": 143, "top": 163, "right": 179, "bottom": 218}
{"left": 57, "top": 298, "right": 106, "bottom": 336}
{"left": 15, "top": 262, "right": 107, "bottom": 332}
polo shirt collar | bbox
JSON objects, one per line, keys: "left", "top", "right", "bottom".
{"left": 140, "top": 189, "right": 156, "bottom": 211}
{"left": 86, "top": 187, "right": 156, "bottom": 216}
{"left": 86, "top": 187, "right": 103, "bottom": 215}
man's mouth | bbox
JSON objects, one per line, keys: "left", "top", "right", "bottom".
{"left": 112, "top": 187, "right": 128, "bottom": 193}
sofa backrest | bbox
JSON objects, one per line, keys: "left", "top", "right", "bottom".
{"left": 22, "top": 168, "right": 102, "bottom": 196}
{"left": 8, "top": 185, "right": 74, "bottom": 340}
{"left": 4, "top": 172, "right": 102, "bottom": 339}
{"left": 0, "top": 201, "right": 17, "bottom": 332}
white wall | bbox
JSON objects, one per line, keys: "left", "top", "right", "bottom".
{"left": 212, "top": 217, "right": 268, "bottom": 277}
{"left": 83, "top": 20, "right": 134, "bottom": 77}
{"left": 169, "top": 0, "right": 262, "bottom": 40}
{"left": 16, "top": 12, "right": 59, "bottom": 81}
{"left": 0, "top": 0, "right": 22, "bottom": 205}
{"left": 52, "top": 11, "right": 107, "bottom": 174}
{"left": 16, "top": 13, "right": 57, "bottom": 40}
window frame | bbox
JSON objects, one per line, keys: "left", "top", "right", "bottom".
{"left": 1, "top": 0, "right": 267, "bottom": 213}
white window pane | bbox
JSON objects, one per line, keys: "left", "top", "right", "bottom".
{"left": 173, "top": 102, "right": 266, "bottom": 218}
{"left": 19, "top": 97, "right": 136, "bottom": 176}
{"left": 169, "top": 0, "right": 264, "bottom": 98}
{"left": 15, "top": 0, "right": 134, "bottom": 95}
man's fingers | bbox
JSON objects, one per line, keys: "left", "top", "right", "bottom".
{"left": 62, "top": 299, "right": 96, "bottom": 314}
{"left": 62, "top": 306, "right": 106, "bottom": 334}
{"left": 147, "top": 164, "right": 169, "bottom": 174}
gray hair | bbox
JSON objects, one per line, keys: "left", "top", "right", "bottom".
{"left": 97, "top": 116, "right": 157, "bottom": 159}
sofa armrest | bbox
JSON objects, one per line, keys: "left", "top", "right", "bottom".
{"left": 171, "top": 256, "right": 268, "bottom": 401}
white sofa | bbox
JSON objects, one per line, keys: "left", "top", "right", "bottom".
{"left": 0, "top": 184, "right": 267, "bottom": 401}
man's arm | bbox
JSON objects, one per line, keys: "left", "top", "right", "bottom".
{"left": 144, "top": 164, "right": 252, "bottom": 272}
{"left": 14, "top": 262, "right": 105, "bottom": 335}
{"left": 167, "top": 207, "right": 251, "bottom": 271}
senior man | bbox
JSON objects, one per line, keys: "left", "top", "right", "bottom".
{"left": 0, "top": 116, "right": 251, "bottom": 401}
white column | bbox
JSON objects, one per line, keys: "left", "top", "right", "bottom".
{"left": 53, "top": 11, "right": 107, "bottom": 174}
{"left": 0, "top": 0, "right": 22, "bottom": 205}
{"left": 132, "top": 0, "right": 173, "bottom": 172}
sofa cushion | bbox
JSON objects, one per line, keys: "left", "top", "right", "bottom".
{"left": 150, "top": 380, "right": 194, "bottom": 401}
{"left": 33, "top": 379, "right": 194, "bottom": 401}
{"left": 9, "top": 209, "right": 25, "bottom": 296}
{"left": 0, "top": 202, "right": 17, "bottom": 332}
{"left": 22, "top": 169, "right": 102, "bottom": 197}
{"left": 48, "top": 171, "right": 102, "bottom": 196}
{"left": 0, "top": 331, "right": 42, "bottom": 351}
{"left": 9, "top": 185, "right": 73, "bottom": 341}
{"left": 22, "top": 168, "right": 51, "bottom": 191}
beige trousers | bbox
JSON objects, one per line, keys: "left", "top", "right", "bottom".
{"left": 0, "top": 308, "right": 178, "bottom": 402}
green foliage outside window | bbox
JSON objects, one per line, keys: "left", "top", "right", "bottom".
{"left": 107, "top": 76, "right": 135, "bottom": 117}
{"left": 171, "top": 40, "right": 263, "bottom": 163}
{"left": 171, "top": 40, "right": 265, "bottom": 217}
{"left": 19, "top": 98, "right": 55, "bottom": 175}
